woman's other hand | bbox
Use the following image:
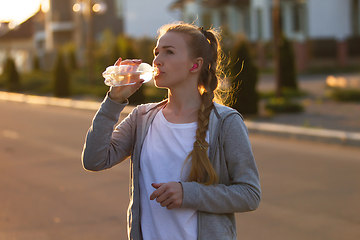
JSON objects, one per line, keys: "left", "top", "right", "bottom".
{"left": 150, "top": 182, "right": 183, "bottom": 210}
{"left": 109, "top": 58, "right": 144, "bottom": 104}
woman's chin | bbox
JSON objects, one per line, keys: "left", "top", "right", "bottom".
{"left": 154, "top": 78, "right": 166, "bottom": 89}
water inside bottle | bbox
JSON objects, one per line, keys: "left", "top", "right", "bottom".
{"left": 103, "top": 63, "right": 158, "bottom": 86}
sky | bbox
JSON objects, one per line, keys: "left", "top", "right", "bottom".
{"left": 124, "top": 0, "right": 180, "bottom": 38}
{"left": 0, "top": 0, "right": 43, "bottom": 24}
{"left": 0, "top": 0, "right": 180, "bottom": 37}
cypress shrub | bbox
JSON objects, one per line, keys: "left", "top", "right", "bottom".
{"left": 279, "top": 34, "right": 298, "bottom": 90}
{"left": 265, "top": 97, "right": 304, "bottom": 113}
{"left": 68, "top": 47, "right": 78, "bottom": 71}
{"left": 33, "top": 55, "right": 41, "bottom": 71}
{"left": 231, "top": 38, "right": 259, "bottom": 115}
{"left": 53, "top": 51, "right": 71, "bottom": 97}
{"left": 4, "top": 57, "right": 21, "bottom": 92}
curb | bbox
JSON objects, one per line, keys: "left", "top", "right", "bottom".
{"left": 0, "top": 91, "right": 134, "bottom": 115}
{"left": 1, "top": 91, "right": 359, "bottom": 146}
{"left": 245, "top": 121, "right": 360, "bottom": 147}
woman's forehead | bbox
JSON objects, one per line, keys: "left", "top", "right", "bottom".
{"left": 156, "top": 32, "right": 187, "bottom": 49}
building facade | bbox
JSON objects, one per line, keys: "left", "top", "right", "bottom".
{"left": 0, "top": 0, "right": 124, "bottom": 72}
{"left": 171, "top": 0, "right": 360, "bottom": 71}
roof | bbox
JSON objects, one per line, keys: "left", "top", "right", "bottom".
{"left": 0, "top": 10, "right": 43, "bottom": 41}
{"left": 170, "top": 0, "right": 249, "bottom": 10}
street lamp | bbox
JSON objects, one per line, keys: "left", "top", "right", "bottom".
{"left": 73, "top": 1, "right": 107, "bottom": 14}
{"left": 73, "top": 0, "right": 107, "bottom": 85}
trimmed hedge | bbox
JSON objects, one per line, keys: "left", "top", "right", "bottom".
{"left": 265, "top": 97, "right": 304, "bottom": 113}
{"left": 330, "top": 88, "right": 360, "bottom": 102}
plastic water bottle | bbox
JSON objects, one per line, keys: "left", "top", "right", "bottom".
{"left": 102, "top": 63, "right": 158, "bottom": 87}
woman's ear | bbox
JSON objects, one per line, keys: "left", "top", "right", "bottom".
{"left": 190, "top": 58, "right": 203, "bottom": 73}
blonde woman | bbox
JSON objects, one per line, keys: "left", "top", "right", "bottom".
{"left": 82, "top": 22, "right": 261, "bottom": 240}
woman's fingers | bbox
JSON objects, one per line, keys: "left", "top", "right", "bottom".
{"left": 150, "top": 182, "right": 183, "bottom": 210}
{"left": 108, "top": 58, "right": 144, "bottom": 103}
{"left": 119, "top": 59, "right": 142, "bottom": 66}
{"left": 114, "top": 57, "right": 122, "bottom": 66}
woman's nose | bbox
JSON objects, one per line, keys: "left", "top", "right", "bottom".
{"left": 153, "top": 56, "right": 162, "bottom": 67}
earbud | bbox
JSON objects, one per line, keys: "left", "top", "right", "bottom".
{"left": 190, "top": 63, "right": 198, "bottom": 71}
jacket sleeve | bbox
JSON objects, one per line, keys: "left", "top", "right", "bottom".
{"left": 180, "top": 114, "right": 261, "bottom": 213}
{"left": 81, "top": 94, "right": 136, "bottom": 171}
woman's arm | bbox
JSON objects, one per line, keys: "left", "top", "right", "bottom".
{"left": 181, "top": 114, "right": 261, "bottom": 213}
{"left": 81, "top": 94, "right": 136, "bottom": 171}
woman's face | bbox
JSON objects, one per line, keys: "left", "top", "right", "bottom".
{"left": 152, "top": 32, "right": 195, "bottom": 89}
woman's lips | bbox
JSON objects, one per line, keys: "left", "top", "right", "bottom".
{"left": 155, "top": 69, "right": 163, "bottom": 76}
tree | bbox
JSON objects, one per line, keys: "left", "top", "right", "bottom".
{"left": 53, "top": 51, "right": 71, "bottom": 97}
{"left": 231, "top": 38, "right": 259, "bottom": 115}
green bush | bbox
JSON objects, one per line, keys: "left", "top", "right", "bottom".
{"left": 4, "top": 57, "right": 21, "bottom": 92}
{"left": 53, "top": 51, "right": 71, "bottom": 97}
{"left": 265, "top": 97, "right": 304, "bottom": 113}
{"left": 260, "top": 88, "right": 307, "bottom": 99}
{"left": 279, "top": 34, "right": 298, "bottom": 90}
{"left": 230, "top": 37, "right": 259, "bottom": 115}
{"left": 20, "top": 71, "right": 52, "bottom": 94}
{"left": 330, "top": 88, "right": 360, "bottom": 102}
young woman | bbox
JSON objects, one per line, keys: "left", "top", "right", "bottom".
{"left": 82, "top": 22, "right": 261, "bottom": 240}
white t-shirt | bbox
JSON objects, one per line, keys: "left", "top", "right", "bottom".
{"left": 139, "top": 109, "right": 203, "bottom": 240}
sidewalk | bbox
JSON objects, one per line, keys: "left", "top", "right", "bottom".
{"left": 250, "top": 73, "right": 360, "bottom": 146}
{"left": 1, "top": 72, "right": 360, "bottom": 146}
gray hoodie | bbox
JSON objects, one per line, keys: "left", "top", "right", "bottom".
{"left": 82, "top": 95, "right": 261, "bottom": 240}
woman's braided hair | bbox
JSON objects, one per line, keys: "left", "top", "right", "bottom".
{"left": 158, "top": 22, "right": 224, "bottom": 185}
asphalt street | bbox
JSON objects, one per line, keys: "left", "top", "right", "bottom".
{"left": 1, "top": 100, "right": 360, "bottom": 240}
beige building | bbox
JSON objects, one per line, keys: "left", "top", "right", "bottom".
{"left": 171, "top": 0, "right": 360, "bottom": 71}
{"left": 0, "top": 0, "right": 124, "bottom": 72}
{"left": 0, "top": 11, "right": 44, "bottom": 73}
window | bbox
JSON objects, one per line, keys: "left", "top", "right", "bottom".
{"left": 256, "top": 8, "right": 263, "bottom": 40}
{"left": 292, "top": 3, "right": 303, "bottom": 33}
{"left": 352, "top": 0, "right": 359, "bottom": 35}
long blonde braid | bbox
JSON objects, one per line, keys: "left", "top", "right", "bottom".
{"left": 158, "top": 23, "right": 223, "bottom": 185}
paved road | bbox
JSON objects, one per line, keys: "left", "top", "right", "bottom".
{"left": 1, "top": 101, "right": 359, "bottom": 240}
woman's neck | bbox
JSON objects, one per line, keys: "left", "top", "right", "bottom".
{"left": 163, "top": 88, "right": 201, "bottom": 124}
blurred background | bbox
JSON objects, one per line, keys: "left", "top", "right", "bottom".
{"left": 0, "top": 0, "right": 360, "bottom": 239}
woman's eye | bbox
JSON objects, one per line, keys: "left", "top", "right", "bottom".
{"left": 167, "top": 50, "right": 173, "bottom": 54}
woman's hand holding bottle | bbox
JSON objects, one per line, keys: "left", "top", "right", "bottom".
{"left": 108, "top": 58, "right": 144, "bottom": 104}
